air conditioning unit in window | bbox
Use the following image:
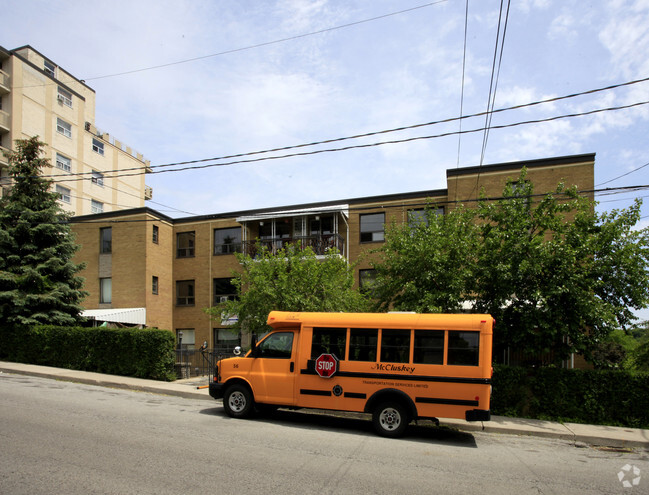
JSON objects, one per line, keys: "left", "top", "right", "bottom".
{"left": 219, "top": 296, "right": 229, "bottom": 303}
{"left": 57, "top": 95, "right": 64, "bottom": 103}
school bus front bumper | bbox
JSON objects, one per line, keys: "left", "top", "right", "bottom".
{"left": 209, "top": 382, "right": 225, "bottom": 400}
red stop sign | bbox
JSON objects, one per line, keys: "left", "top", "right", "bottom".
{"left": 315, "top": 353, "right": 338, "bottom": 378}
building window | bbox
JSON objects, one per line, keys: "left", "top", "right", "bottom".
{"left": 57, "top": 86, "right": 72, "bottom": 107}
{"left": 359, "top": 269, "right": 377, "bottom": 293}
{"left": 55, "top": 153, "right": 71, "bottom": 172}
{"left": 177, "top": 232, "right": 195, "bottom": 258}
{"left": 56, "top": 118, "right": 71, "bottom": 138}
{"left": 408, "top": 207, "right": 444, "bottom": 227}
{"left": 55, "top": 185, "right": 71, "bottom": 204}
{"left": 176, "top": 329, "right": 195, "bottom": 350}
{"left": 214, "top": 227, "right": 241, "bottom": 255}
{"left": 152, "top": 225, "right": 159, "bottom": 244}
{"left": 100, "top": 227, "right": 112, "bottom": 254}
{"left": 213, "top": 278, "right": 237, "bottom": 305}
{"left": 214, "top": 328, "right": 240, "bottom": 351}
{"left": 360, "top": 213, "right": 385, "bottom": 243}
{"left": 92, "top": 138, "right": 105, "bottom": 156}
{"left": 152, "top": 276, "right": 159, "bottom": 295}
{"left": 176, "top": 280, "right": 195, "bottom": 306}
{"left": 44, "top": 60, "right": 56, "bottom": 77}
{"left": 91, "top": 170, "right": 104, "bottom": 186}
{"left": 99, "top": 277, "right": 112, "bottom": 304}
{"left": 91, "top": 199, "right": 103, "bottom": 214}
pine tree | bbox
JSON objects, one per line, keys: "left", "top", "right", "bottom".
{"left": 0, "top": 136, "right": 87, "bottom": 327}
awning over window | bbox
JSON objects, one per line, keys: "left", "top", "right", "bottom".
{"left": 82, "top": 307, "right": 146, "bottom": 325}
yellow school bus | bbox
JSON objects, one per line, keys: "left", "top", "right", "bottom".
{"left": 209, "top": 311, "right": 493, "bottom": 437}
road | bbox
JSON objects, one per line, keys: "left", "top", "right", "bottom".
{"left": 0, "top": 372, "right": 647, "bottom": 495}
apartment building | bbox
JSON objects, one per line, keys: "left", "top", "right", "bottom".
{"left": 70, "top": 153, "right": 595, "bottom": 357}
{"left": 0, "top": 45, "right": 151, "bottom": 214}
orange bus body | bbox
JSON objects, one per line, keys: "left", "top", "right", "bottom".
{"left": 209, "top": 311, "right": 493, "bottom": 437}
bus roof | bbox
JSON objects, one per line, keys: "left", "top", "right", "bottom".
{"left": 266, "top": 311, "right": 493, "bottom": 332}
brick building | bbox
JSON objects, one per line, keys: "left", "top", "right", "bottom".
{"left": 71, "top": 153, "right": 595, "bottom": 357}
{"left": 0, "top": 45, "right": 151, "bottom": 214}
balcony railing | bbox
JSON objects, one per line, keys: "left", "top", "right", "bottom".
{"left": 242, "top": 233, "right": 345, "bottom": 257}
{"left": 0, "top": 110, "right": 9, "bottom": 133}
{"left": 0, "top": 69, "right": 9, "bottom": 95}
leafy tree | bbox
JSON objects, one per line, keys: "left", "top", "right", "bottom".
{"left": 0, "top": 137, "right": 87, "bottom": 329}
{"left": 371, "top": 205, "right": 479, "bottom": 313}
{"left": 372, "top": 170, "right": 649, "bottom": 364}
{"left": 206, "top": 243, "right": 370, "bottom": 338}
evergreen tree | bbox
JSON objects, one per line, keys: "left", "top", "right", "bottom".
{"left": 0, "top": 136, "right": 87, "bottom": 328}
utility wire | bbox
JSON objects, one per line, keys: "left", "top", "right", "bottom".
{"left": 15, "top": 1, "right": 449, "bottom": 88}
{"left": 47, "top": 183, "right": 649, "bottom": 225}
{"left": 40, "top": 98, "right": 649, "bottom": 184}
{"left": 596, "top": 160, "right": 649, "bottom": 187}
{"left": 32, "top": 75, "right": 649, "bottom": 182}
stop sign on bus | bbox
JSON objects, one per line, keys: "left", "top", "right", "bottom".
{"left": 315, "top": 353, "right": 338, "bottom": 378}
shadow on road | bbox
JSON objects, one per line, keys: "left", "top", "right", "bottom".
{"left": 200, "top": 406, "right": 477, "bottom": 447}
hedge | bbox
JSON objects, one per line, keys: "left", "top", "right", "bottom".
{"left": 0, "top": 325, "right": 176, "bottom": 381}
{"left": 492, "top": 364, "right": 649, "bottom": 428}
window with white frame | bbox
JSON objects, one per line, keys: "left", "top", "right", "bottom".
{"left": 56, "top": 118, "right": 71, "bottom": 138}
{"left": 91, "top": 170, "right": 104, "bottom": 186}
{"left": 44, "top": 60, "right": 56, "bottom": 77}
{"left": 55, "top": 153, "right": 71, "bottom": 172}
{"left": 100, "top": 277, "right": 112, "bottom": 304}
{"left": 176, "top": 280, "right": 195, "bottom": 306}
{"left": 360, "top": 213, "right": 385, "bottom": 243}
{"left": 176, "top": 329, "right": 195, "bottom": 350}
{"left": 92, "top": 138, "right": 105, "bottom": 156}
{"left": 91, "top": 199, "right": 103, "bottom": 214}
{"left": 57, "top": 86, "right": 72, "bottom": 107}
{"left": 55, "top": 185, "right": 71, "bottom": 204}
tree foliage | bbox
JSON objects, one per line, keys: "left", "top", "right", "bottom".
{"left": 0, "top": 137, "right": 87, "bottom": 328}
{"left": 372, "top": 170, "right": 649, "bottom": 364}
{"left": 206, "top": 243, "right": 370, "bottom": 338}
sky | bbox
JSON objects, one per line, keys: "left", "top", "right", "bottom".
{"left": 3, "top": 0, "right": 649, "bottom": 316}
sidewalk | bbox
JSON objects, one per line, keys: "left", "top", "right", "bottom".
{"left": 1, "top": 360, "right": 647, "bottom": 450}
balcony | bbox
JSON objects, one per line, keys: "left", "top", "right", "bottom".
{"left": 0, "top": 69, "right": 9, "bottom": 95}
{"left": 242, "top": 233, "right": 345, "bottom": 258}
{"left": 0, "top": 109, "right": 9, "bottom": 134}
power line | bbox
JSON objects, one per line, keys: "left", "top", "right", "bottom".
{"left": 34, "top": 75, "right": 649, "bottom": 183}
{"left": 53, "top": 183, "right": 649, "bottom": 225}
{"left": 596, "top": 160, "right": 649, "bottom": 187}
{"left": 41, "top": 98, "right": 649, "bottom": 184}
{"left": 15, "top": 1, "right": 449, "bottom": 88}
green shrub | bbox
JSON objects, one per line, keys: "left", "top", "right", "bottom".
{"left": 492, "top": 364, "right": 649, "bottom": 428}
{"left": 2, "top": 325, "right": 176, "bottom": 381}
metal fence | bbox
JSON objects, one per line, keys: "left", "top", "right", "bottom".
{"left": 174, "top": 346, "right": 238, "bottom": 379}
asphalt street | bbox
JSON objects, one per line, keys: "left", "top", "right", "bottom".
{"left": 1, "top": 372, "right": 647, "bottom": 494}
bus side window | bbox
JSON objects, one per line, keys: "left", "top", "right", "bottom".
{"left": 311, "top": 327, "right": 347, "bottom": 361}
{"left": 413, "top": 330, "right": 444, "bottom": 364}
{"left": 349, "top": 328, "right": 378, "bottom": 362}
{"left": 380, "top": 329, "right": 410, "bottom": 363}
{"left": 447, "top": 331, "right": 480, "bottom": 366}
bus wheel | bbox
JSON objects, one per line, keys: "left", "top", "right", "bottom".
{"left": 223, "top": 384, "right": 254, "bottom": 419}
{"left": 372, "top": 402, "right": 409, "bottom": 438}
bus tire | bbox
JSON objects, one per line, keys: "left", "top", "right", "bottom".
{"left": 372, "top": 401, "right": 409, "bottom": 438}
{"left": 223, "top": 384, "right": 254, "bottom": 419}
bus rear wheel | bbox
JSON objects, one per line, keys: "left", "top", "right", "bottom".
{"left": 372, "top": 401, "right": 409, "bottom": 438}
{"left": 223, "top": 384, "right": 254, "bottom": 419}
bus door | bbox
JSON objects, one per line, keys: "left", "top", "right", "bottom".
{"left": 249, "top": 330, "right": 297, "bottom": 404}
